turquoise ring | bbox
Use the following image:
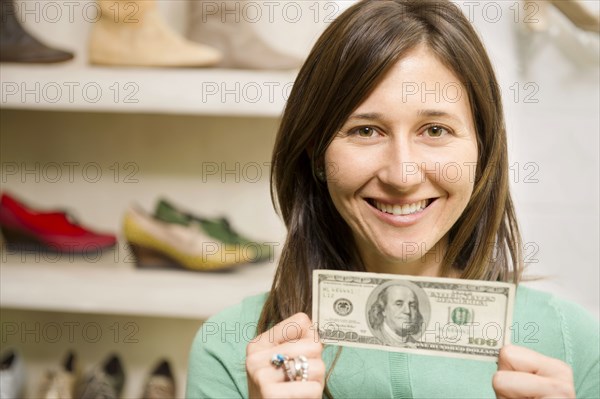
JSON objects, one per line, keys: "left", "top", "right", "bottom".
{"left": 270, "top": 353, "right": 287, "bottom": 368}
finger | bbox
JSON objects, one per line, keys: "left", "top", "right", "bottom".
{"left": 246, "top": 338, "right": 323, "bottom": 379}
{"left": 248, "top": 313, "right": 313, "bottom": 353}
{"left": 493, "top": 370, "right": 575, "bottom": 398}
{"left": 259, "top": 381, "right": 323, "bottom": 399}
{"left": 250, "top": 358, "right": 326, "bottom": 385}
{"left": 497, "top": 345, "right": 573, "bottom": 381}
{"left": 304, "top": 317, "right": 320, "bottom": 343}
{"left": 252, "top": 338, "right": 323, "bottom": 365}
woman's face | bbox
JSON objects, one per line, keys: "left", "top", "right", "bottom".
{"left": 324, "top": 45, "right": 478, "bottom": 276}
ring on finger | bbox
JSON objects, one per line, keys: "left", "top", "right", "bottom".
{"left": 270, "top": 354, "right": 287, "bottom": 368}
{"left": 294, "top": 355, "right": 309, "bottom": 382}
{"left": 283, "top": 357, "right": 296, "bottom": 381}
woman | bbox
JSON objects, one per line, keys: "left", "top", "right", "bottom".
{"left": 187, "top": 1, "right": 599, "bottom": 397}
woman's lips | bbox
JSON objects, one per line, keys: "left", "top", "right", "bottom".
{"left": 366, "top": 198, "right": 437, "bottom": 227}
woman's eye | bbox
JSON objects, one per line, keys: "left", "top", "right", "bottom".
{"left": 354, "top": 127, "right": 376, "bottom": 137}
{"left": 425, "top": 125, "right": 449, "bottom": 138}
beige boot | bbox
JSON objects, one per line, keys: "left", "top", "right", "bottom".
{"left": 187, "top": 0, "right": 303, "bottom": 69}
{"left": 549, "top": 0, "right": 600, "bottom": 34}
{"left": 89, "top": 0, "right": 222, "bottom": 67}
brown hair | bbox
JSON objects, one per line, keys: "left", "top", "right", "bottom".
{"left": 260, "top": 0, "right": 523, "bottom": 389}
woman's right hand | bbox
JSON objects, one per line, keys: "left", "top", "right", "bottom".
{"left": 246, "top": 312, "right": 325, "bottom": 399}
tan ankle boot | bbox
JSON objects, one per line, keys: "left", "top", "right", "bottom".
{"left": 89, "top": 0, "right": 222, "bottom": 67}
{"left": 187, "top": 0, "right": 303, "bottom": 69}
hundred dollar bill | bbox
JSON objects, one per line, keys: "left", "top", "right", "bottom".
{"left": 312, "top": 270, "right": 515, "bottom": 361}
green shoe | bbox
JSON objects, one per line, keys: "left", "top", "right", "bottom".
{"left": 154, "top": 199, "right": 274, "bottom": 263}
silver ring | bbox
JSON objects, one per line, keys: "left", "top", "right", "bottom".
{"left": 282, "top": 357, "right": 295, "bottom": 381}
{"left": 294, "top": 355, "right": 309, "bottom": 382}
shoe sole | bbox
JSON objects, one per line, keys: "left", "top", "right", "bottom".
{"left": 0, "top": 226, "right": 116, "bottom": 254}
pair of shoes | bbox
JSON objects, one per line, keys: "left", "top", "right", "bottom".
{"left": 76, "top": 354, "right": 125, "bottom": 399}
{"left": 155, "top": 199, "right": 274, "bottom": 263}
{"left": 123, "top": 204, "right": 254, "bottom": 271}
{"left": 0, "top": 192, "right": 117, "bottom": 253}
{"left": 89, "top": 0, "right": 221, "bottom": 67}
{"left": 0, "top": 0, "right": 73, "bottom": 63}
{"left": 141, "top": 360, "right": 175, "bottom": 399}
{"left": 0, "top": 349, "right": 25, "bottom": 399}
{"left": 88, "top": 0, "right": 302, "bottom": 69}
{"left": 37, "top": 351, "right": 78, "bottom": 399}
{"left": 187, "top": 0, "right": 303, "bottom": 69}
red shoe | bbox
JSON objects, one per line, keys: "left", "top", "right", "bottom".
{"left": 0, "top": 192, "right": 117, "bottom": 253}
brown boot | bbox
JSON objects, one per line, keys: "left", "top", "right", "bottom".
{"left": 0, "top": 0, "right": 74, "bottom": 63}
{"left": 89, "top": 0, "right": 222, "bottom": 67}
{"left": 187, "top": 0, "right": 303, "bottom": 69}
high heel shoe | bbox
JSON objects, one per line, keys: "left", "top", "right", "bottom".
{"left": 123, "top": 205, "right": 252, "bottom": 271}
{"left": 0, "top": 192, "right": 117, "bottom": 253}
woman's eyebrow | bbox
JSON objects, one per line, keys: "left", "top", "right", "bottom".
{"left": 417, "top": 109, "right": 461, "bottom": 123}
{"left": 347, "top": 112, "right": 384, "bottom": 121}
{"left": 348, "top": 110, "right": 462, "bottom": 122}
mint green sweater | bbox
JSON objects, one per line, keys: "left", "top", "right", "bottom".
{"left": 186, "top": 286, "right": 599, "bottom": 398}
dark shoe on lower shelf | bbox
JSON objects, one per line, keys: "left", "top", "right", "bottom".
{"left": 76, "top": 354, "right": 125, "bottom": 399}
{"left": 37, "top": 351, "right": 78, "bottom": 399}
{"left": 141, "top": 360, "right": 176, "bottom": 399}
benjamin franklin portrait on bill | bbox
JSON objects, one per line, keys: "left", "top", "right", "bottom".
{"left": 367, "top": 281, "right": 430, "bottom": 347}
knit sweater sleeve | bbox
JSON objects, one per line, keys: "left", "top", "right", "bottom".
{"left": 549, "top": 295, "right": 600, "bottom": 399}
{"left": 186, "top": 294, "right": 267, "bottom": 399}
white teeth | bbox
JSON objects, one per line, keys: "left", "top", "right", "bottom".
{"left": 374, "top": 199, "right": 428, "bottom": 216}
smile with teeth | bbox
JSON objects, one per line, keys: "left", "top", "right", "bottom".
{"left": 371, "top": 199, "right": 431, "bottom": 216}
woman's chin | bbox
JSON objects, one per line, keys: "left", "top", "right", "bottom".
{"left": 370, "top": 251, "right": 431, "bottom": 272}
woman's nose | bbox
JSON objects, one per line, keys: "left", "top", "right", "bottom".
{"left": 377, "top": 138, "right": 424, "bottom": 189}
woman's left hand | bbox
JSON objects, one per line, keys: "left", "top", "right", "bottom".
{"left": 493, "top": 345, "right": 575, "bottom": 398}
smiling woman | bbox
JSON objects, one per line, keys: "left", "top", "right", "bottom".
{"left": 186, "top": 1, "right": 599, "bottom": 398}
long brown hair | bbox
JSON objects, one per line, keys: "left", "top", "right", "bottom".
{"left": 260, "top": 0, "right": 522, "bottom": 339}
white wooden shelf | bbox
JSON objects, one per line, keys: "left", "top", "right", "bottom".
{"left": 0, "top": 250, "right": 275, "bottom": 320}
{"left": 0, "top": 63, "right": 298, "bottom": 117}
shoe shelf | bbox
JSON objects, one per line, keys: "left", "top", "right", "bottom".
{"left": 0, "top": 63, "right": 298, "bottom": 117}
{"left": 0, "top": 251, "right": 276, "bottom": 319}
